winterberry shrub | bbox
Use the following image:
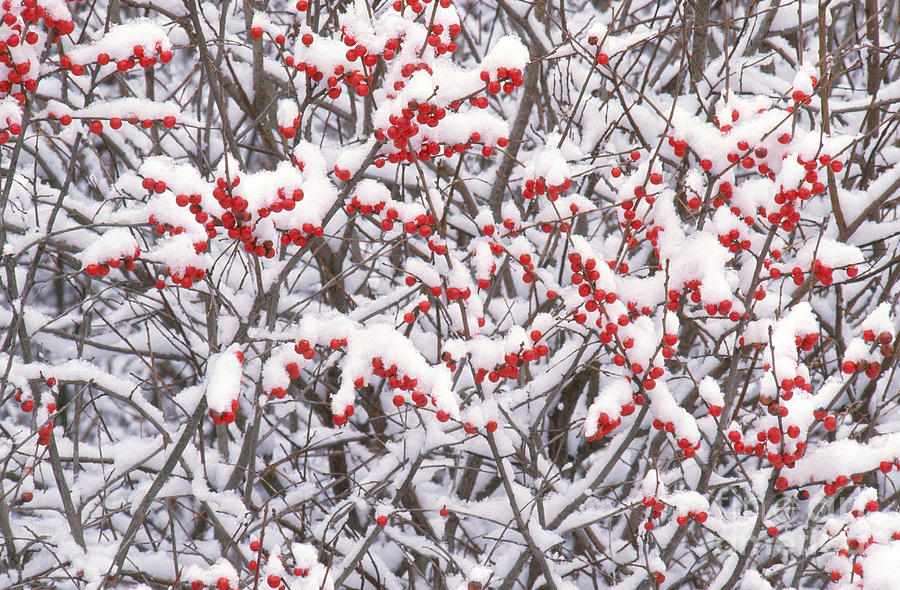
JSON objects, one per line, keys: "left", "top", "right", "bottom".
{"left": 1, "top": 0, "right": 899, "bottom": 589}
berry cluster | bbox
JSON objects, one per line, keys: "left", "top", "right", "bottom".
{"left": 863, "top": 329, "right": 895, "bottom": 355}
{"left": 522, "top": 175, "right": 571, "bottom": 201}
{"left": 76, "top": 114, "right": 178, "bottom": 134}
{"left": 640, "top": 495, "right": 708, "bottom": 531}
{"left": 586, "top": 34, "right": 610, "bottom": 66}
{"left": 758, "top": 156, "right": 844, "bottom": 234}
{"left": 60, "top": 41, "right": 173, "bottom": 76}
{"left": 243, "top": 540, "right": 313, "bottom": 586}
{"left": 1, "top": 0, "right": 75, "bottom": 104}
{"left": 373, "top": 101, "right": 510, "bottom": 165}
{"left": 36, "top": 406, "right": 53, "bottom": 446}
{"left": 157, "top": 264, "right": 206, "bottom": 290}
{"left": 208, "top": 399, "right": 239, "bottom": 425}
{"left": 84, "top": 248, "right": 141, "bottom": 277}
{"left": 12, "top": 379, "right": 56, "bottom": 444}
{"left": 391, "top": 0, "right": 454, "bottom": 16}
{"left": 585, "top": 400, "right": 636, "bottom": 441}
{"left": 479, "top": 66, "right": 524, "bottom": 96}
{"left": 424, "top": 22, "right": 461, "bottom": 55}
{"left": 842, "top": 330, "right": 893, "bottom": 379}
{"left": 278, "top": 113, "right": 301, "bottom": 138}
{"left": 13, "top": 389, "right": 33, "bottom": 412}
{"left": 650, "top": 417, "right": 701, "bottom": 458}
{"left": 469, "top": 336, "right": 551, "bottom": 385}
{"left": 190, "top": 577, "right": 235, "bottom": 590}
{"left": 789, "top": 76, "right": 818, "bottom": 105}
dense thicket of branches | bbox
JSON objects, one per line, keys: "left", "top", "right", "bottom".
{"left": 1, "top": 0, "right": 899, "bottom": 589}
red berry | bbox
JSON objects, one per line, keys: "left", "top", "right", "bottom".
{"left": 376, "top": 515, "right": 388, "bottom": 526}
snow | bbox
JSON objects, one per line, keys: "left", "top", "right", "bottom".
{"left": 205, "top": 346, "right": 243, "bottom": 412}
{"left": 739, "top": 568, "right": 773, "bottom": 590}
{"left": 698, "top": 377, "right": 724, "bottom": 407}
{"left": 862, "top": 303, "right": 896, "bottom": 335}
{"left": 77, "top": 227, "right": 139, "bottom": 266}
{"left": 784, "top": 432, "right": 900, "bottom": 487}
{"left": 860, "top": 543, "right": 900, "bottom": 589}
{"left": 647, "top": 381, "right": 701, "bottom": 444}
{"left": 66, "top": 20, "right": 172, "bottom": 64}
{"left": 145, "top": 233, "right": 211, "bottom": 273}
